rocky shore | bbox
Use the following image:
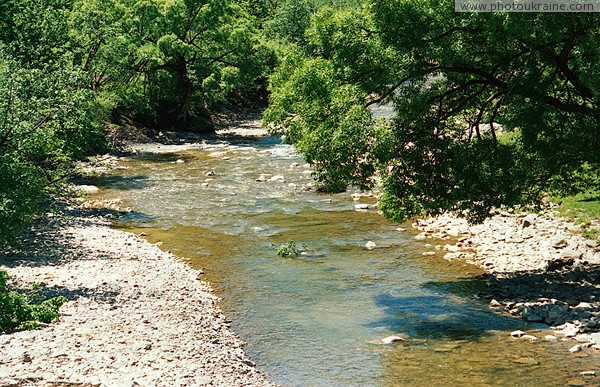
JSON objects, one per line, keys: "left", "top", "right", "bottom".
{"left": 0, "top": 210, "right": 273, "bottom": 386}
{"left": 413, "top": 210, "right": 600, "bottom": 353}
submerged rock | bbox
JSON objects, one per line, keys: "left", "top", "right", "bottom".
{"left": 365, "top": 241, "right": 377, "bottom": 250}
{"left": 269, "top": 175, "right": 285, "bottom": 182}
{"left": 382, "top": 335, "right": 406, "bottom": 344}
{"left": 569, "top": 345, "right": 582, "bottom": 353}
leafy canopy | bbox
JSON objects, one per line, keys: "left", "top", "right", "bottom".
{"left": 264, "top": 0, "right": 600, "bottom": 222}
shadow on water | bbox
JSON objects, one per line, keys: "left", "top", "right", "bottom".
{"left": 114, "top": 211, "right": 157, "bottom": 225}
{"left": 422, "top": 276, "right": 488, "bottom": 298}
{"left": 369, "top": 291, "right": 525, "bottom": 341}
{"left": 93, "top": 175, "right": 150, "bottom": 191}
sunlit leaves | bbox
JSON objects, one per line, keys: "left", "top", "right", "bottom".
{"left": 265, "top": 0, "right": 599, "bottom": 222}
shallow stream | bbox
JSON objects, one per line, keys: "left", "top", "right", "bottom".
{"left": 95, "top": 132, "right": 598, "bottom": 386}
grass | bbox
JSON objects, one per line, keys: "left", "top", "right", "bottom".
{"left": 552, "top": 190, "right": 600, "bottom": 242}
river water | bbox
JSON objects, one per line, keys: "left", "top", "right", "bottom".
{"left": 95, "top": 132, "right": 598, "bottom": 386}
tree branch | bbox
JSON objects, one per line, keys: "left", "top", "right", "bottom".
{"left": 365, "top": 79, "right": 408, "bottom": 107}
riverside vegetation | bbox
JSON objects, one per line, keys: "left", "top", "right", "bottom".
{"left": 0, "top": 0, "right": 599, "bottom": 378}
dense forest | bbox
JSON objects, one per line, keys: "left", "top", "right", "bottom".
{"left": 1, "top": 0, "right": 598, "bottom": 243}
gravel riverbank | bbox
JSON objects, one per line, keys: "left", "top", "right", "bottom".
{"left": 0, "top": 210, "right": 273, "bottom": 386}
{"left": 413, "top": 211, "right": 600, "bottom": 352}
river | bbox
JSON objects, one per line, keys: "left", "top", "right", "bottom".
{"left": 94, "top": 130, "right": 598, "bottom": 386}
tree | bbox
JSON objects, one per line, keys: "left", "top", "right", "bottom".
{"left": 0, "top": 0, "right": 109, "bottom": 244}
{"left": 113, "top": 0, "right": 274, "bottom": 129}
{"left": 264, "top": 0, "right": 600, "bottom": 222}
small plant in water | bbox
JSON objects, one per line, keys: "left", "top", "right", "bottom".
{"left": 271, "top": 240, "right": 307, "bottom": 257}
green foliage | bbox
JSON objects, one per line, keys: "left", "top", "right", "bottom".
{"left": 265, "top": 1, "right": 600, "bottom": 222}
{"left": 272, "top": 240, "right": 307, "bottom": 257}
{"left": 265, "top": 0, "right": 314, "bottom": 46}
{"left": 0, "top": 50, "right": 108, "bottom": 244}
{"left": 70, "top": 0, "right": 276, "bottom": 129}
{"left": 0, "top": 270, "right": 67, "bottom": 333}
{"left": 0, "top": 0, "right": 72, "bottom": 68}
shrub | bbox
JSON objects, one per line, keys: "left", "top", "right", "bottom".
{"left": 272, "top": 240, "right": 307, "bottom": 257}
{"left": 0, "top": 269, "right": 67, "bottom": 333}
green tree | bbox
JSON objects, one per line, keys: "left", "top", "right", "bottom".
{"left": 110, "top": 0, "right": 274, "bottom": 129}
{"left": 0, "top": 0, "right": 111, "bottom": 244}
{"left": 265, "top": 1, "right": 600, "bottom": 222}
{"left": 0, "top": 51, "right": 108, "bottom": 244}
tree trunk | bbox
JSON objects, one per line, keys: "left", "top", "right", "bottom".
{"left": 172, "top": 55, "right": 192, "bottom": 129}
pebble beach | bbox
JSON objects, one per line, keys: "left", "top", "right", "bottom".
{"left": 0, "top": 211, "right": 273, "bottom": 386}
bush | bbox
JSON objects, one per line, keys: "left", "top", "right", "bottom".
{"left": 272, "top": 240, "right": 307, "bottom": 257}
{"left": 0, "top": 269, "right": 67, "bottom": 333}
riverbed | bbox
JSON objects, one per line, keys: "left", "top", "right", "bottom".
{"left": 95, "top": 130, "right": 598, "bottom": 386}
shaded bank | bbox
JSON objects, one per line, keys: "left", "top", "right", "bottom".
{"left": 414, "top": 212, "right": 600, "bottom": 351}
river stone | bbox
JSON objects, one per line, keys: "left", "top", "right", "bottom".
{"left": 585, "top": 240, "right": 599, "bottom": 248}
{"left": 206, "top": 171, "right": 216, "bottom": 176}
{"left": 489, "top": 299, "right": 502, "bottom": 308}
{"left": 569, "top": 345, "right": 582, "bottom": 353}
{"left": 561, "top": 248, "right": 582, "bottom": 260}
{"left": 77, "top": 185, "right": 99, "bottom": 194}
{"left": 521, "top": 214, "right": 537, "bottom": 228}
{"left": 446, "top": 227, "right": 461, "bottom": 237}
{"left": 176, "top": 159, "right": 185, "bottom": 163}
{"left": 544, "top": 335, "right": 558, "bottom": 341}
{"left": 382, "top": 335, "right": 406, "bottom": 344}
{"left": 269, "top": 175, "right": 285, "bottom": 182}
{"left": 590, "top": 332, "right": 600, "bottom": 344}
{"left": 552, "top": 239, "right": 568, "bottom": 249}
{"left": 511, "top": 330, "right": 525, "bottom": 338}
{"left": 521, "top": 334, "right": 538, "bottom": 341}
{"left": 575, "top": 302, "right": 592, "bottom": 310}
{"left": 443, "top": 252, "right": 463, "bottom": 260}
{"left": 443, "top": 244, "right": 460, "bottom": 252}
{"left": 564, "top": 327, "right": 580, "bottom": 338}
{"left": 365, "top": 241, "right": 377, "bottom": 250}
{"left": 196, "top": 376, "right": 213, "bottom": 385}
{"left": 355, "top": 204, "right": 370, "bottom": 210}
{"left": 422, "top": 251, "right": 436, "bottom": 256}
